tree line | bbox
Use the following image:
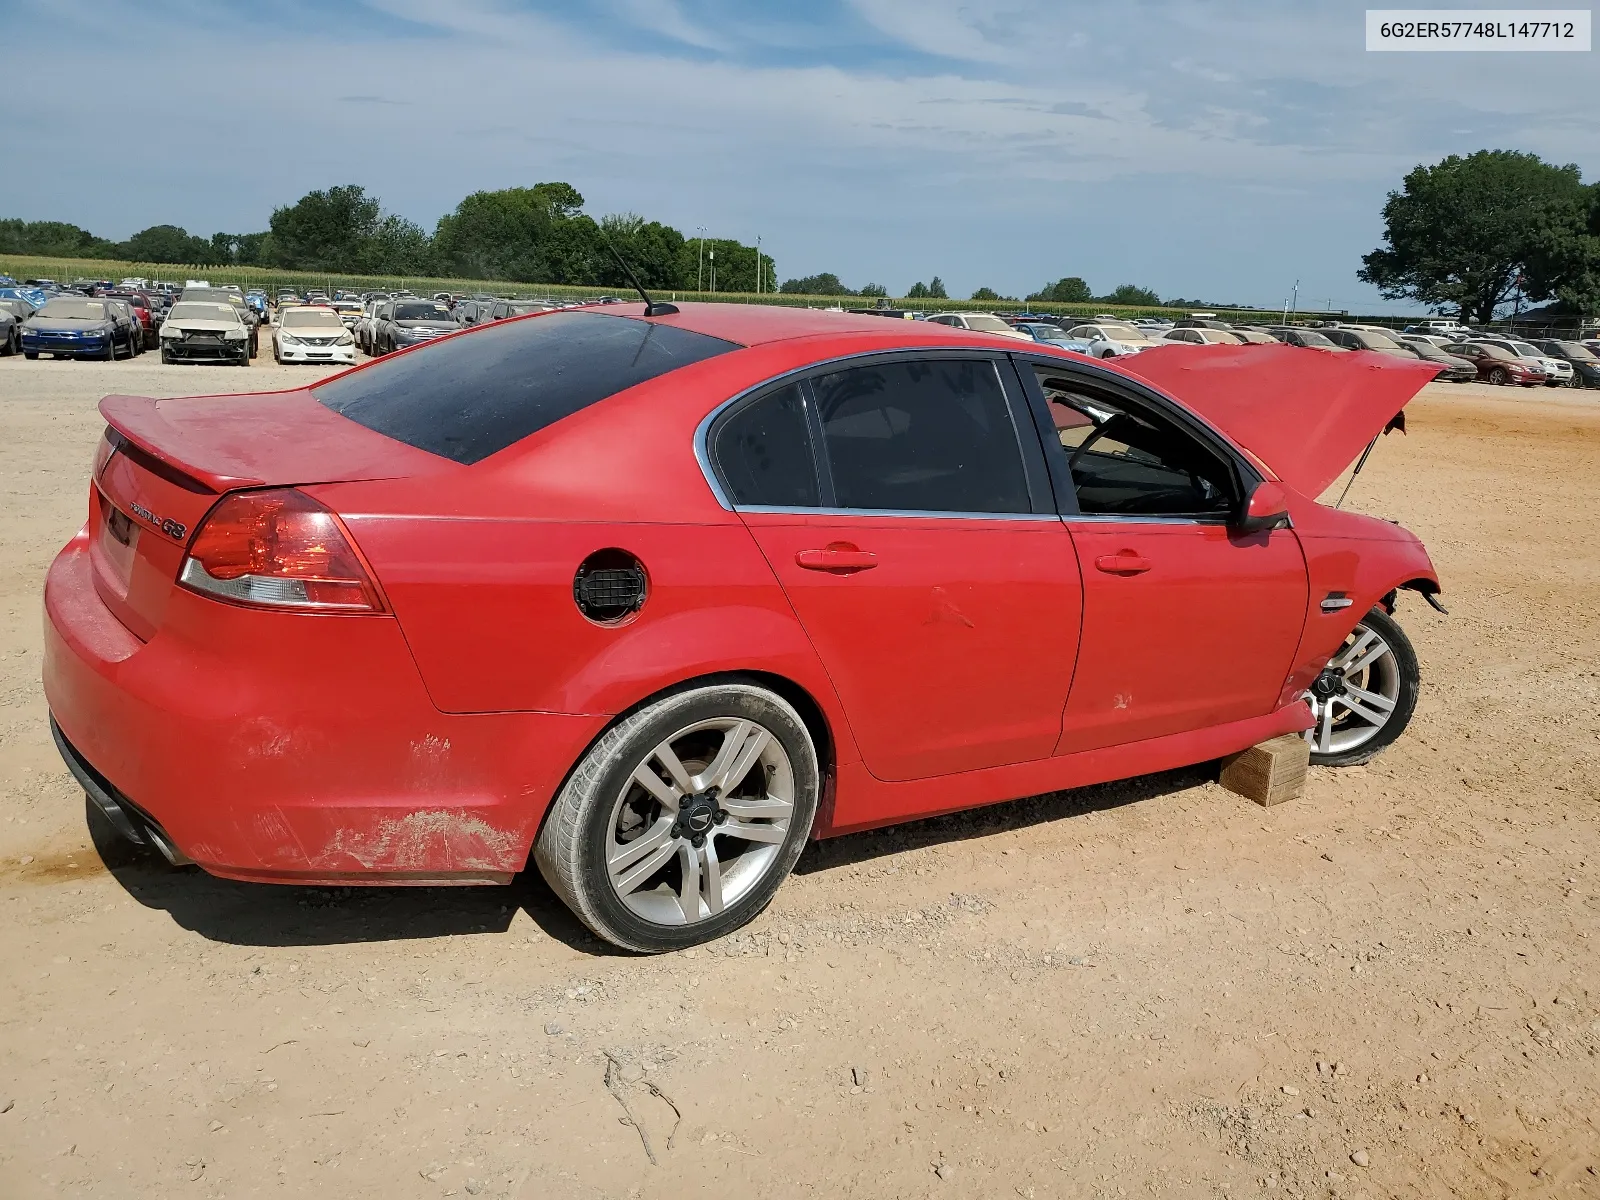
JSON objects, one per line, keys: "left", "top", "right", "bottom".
{"left": 0, "top": 182, "right": 776, "bottom": 293}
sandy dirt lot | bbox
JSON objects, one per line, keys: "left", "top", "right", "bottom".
{"left": 0, "top": 352, "right": 1597, "bottom": 1200}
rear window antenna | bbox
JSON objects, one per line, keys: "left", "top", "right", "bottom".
{"left": 598, "top": 232, "right": 679, "bottom": 317}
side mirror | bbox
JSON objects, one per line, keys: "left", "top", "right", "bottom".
{"left": 1233, "top": 480, "right": 1289, "bottom": 534}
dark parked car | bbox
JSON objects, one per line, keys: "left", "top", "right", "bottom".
{"left": 107, "top": 291, "right": 160, "bottom": 350}
{"left": 21, "top": 296, "right": 139, "bottom": 360}
{"left": 1531, "top": 339, "right": 1600, "bottom": 388}
{"left": 1264, "top": 327, "right": 1346, "bottom": 351}
{"left": 373, "top": 298, "right": 457, "bottom": 355}
{"left": 486, "top": 299, "right": 556, "bottom": 322}
{"left": 0, "top": 304, "right": 19, "bottom": 355}
{"left": 1319, "top": 328, "right": 1416, "bottom": 359}
{"left": 1442, "top": 342, "right": 1547, "bottom": 386}
{"left": 451, "top": 299, "right": 493, "bottom": 328}
{"left": 1389, "top": 336, "right": 1478, "bottom": 382}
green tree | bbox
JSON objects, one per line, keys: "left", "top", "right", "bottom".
{"left": 267, "top": 184, "right": 384, "bottom": 271}
{"left": 1028, "top": 276, "right": 1092, "bottom": 303}
{"left": 906, "top": 281, "right": 930, "bottom": 299}
{"left": 927, "top": 276, "right": 948, "bottom": 300}
{"left": 1528, "top": 181, "right": 1600, "bottom": 318}
{"left": 0, "top": 219, "right": 116, "bottom": 257}
{"left": 780, "top": 273, "right": 852, "bottom": 295}
{"left": 432, "top": 183, "right": 592, "bottom": 282}
{"left": 1102, "top": 283, "right": 1161, "bottom": 306}
{"left": 678, "top": 237, "right": 775, "bottom": 293}
{"left": 859, "top": 282, "right": 887, "bottom": 298}
{"left": 598, "top": 213, "right": 687, "bottom": 289}
{"left": 1359, "top": 150, "right": 1591, "bottom": 323}
{"left": 970, "top": 286, "right": 1005, "bottom": 301}
{"left": 117, "top": 224, "right": 211, "bottom": 263}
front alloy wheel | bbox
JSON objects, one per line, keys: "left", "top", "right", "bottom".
{"left": 1306, "top": 606, "right": 1420, "bottom": 766}
{"left": 536, "top": 683, "right": 819, "bottom": 952}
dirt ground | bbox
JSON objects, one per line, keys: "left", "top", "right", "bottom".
{"left": 0, "top": 352, "right": 1597, "bottom": 1200}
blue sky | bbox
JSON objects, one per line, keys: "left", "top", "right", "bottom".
{"left": 2, "top": 0, "right": 1593, "bottom": 311}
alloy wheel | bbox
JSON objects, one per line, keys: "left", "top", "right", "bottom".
{"left": 604, "top": 717, "right": 794, "bottom": 925}
{"left": 1305, "top": 619, "right": 1402, "bottom": 757}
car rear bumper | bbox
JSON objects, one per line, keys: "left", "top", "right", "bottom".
{"left": 43, "top": 529, "right": 607, "bottom": 885}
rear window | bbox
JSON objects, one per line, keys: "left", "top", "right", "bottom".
{"left": 313, "top": 312, "right": 741, "bottom": 465}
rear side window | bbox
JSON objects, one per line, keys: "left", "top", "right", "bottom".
{"left": 810, "top": 359, "right": 1030, "bottom": 514}
{"left": 314, "top": 312, "right": 740, "bottom": 464}
{"left": 711, "top": 384, "right": 819, "bottom": 507}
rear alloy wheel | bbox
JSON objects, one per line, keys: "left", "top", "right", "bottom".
{"left": 1305, "top": 606, "right": 1419, "bottom": 766}
{"left": 1487, "top": 367, "right": 1509, "bottom": 386}
{"left": 536, "top": 683, "right": 819, "bottom": 952}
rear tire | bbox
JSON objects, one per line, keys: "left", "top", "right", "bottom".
{"left": 1306, "top": 606, "right": 1420, "bottom": 767}
{"left": 535, "top": 683, "right": 820, "bottom": 953}
{"left": 24, "top": 351, "right": 38, "bottom": 360}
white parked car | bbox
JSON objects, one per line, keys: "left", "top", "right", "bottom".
{"left": 158, "top": 300, "right": 251, "bottom": 365}
{"left": 1161, "top": 327, "right": 1245, "bottom": 346}
{"left": 1064, "top": 321, "right": 1160, "bottom": 358}
{"left": 924, "top": 312, "right": 1032, "bottom": 341}
{"left": 273, "top": 305, "right": 356, "bottom": 366}
{"left": 1468, "top": 337, "right": 1574, "bottom": 386}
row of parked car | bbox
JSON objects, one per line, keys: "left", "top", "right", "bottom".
{"left": 913, "top": 309, "right": 1600, "bottom": 389}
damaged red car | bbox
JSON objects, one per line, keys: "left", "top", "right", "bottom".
{"left": 43, "top": 305, "right": 1444, "bottom": 951}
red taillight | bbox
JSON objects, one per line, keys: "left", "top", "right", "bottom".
{"left": 179, "top": 488, "right": 385, "bottom": 613}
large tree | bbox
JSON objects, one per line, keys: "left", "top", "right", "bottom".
{"left": 1028, "top": 276, "right": 1092, "bottom": 303}
{"left": 1528, "top": 181, "right": 1600, "bottom": 318}
{"left": 780, "top": 272, "right": 852, "bottom": 296}
{"left": 1358, "top": 150, "right": 1591, "bottom": 323}
{"left": 267, "top": 184, "right": 384, "bottom": 271}
{"left": 1102, "top": 283, "right": 1161, "bottom": 306}
{"left": 432, "top": 183, "right": 598, "bottom": 282}
{"left": 597, "top": 213, "right": 687, "bottom": 289}
{"left": 119, "top": 224, "right": 213, "bottom": 263}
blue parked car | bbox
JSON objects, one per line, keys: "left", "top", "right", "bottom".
{"left": 1012, "top": 321, "right": 1093, "bottom": 353}
{"left": 21, "top": 296, "right": 139, "bottom": 360}
{"left": 1, "top": 285, "right": 51, "bottom": 309}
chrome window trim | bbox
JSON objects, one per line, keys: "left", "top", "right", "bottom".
{"left": 1062, "top": 514, "right": 1214, "bottom": 526}
{"left": 733, "top": 505, "right": 1059, "bottom": 522}
{"left": 693, "top": 346, "right": 1019, "bottom": 514}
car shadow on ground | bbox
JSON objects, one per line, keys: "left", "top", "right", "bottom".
{"left": 89, "top": 765, "right": 1216, "bottom": 956}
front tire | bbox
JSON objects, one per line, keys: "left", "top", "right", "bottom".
{"left": 535, "top": 683, "right": 820, "bottom": 953}
{"left": 1306, "top": 607, "right": 1420, "bottom": 767}
{"left": 1488, "top": 367, "right": 1509, "bottom": 386}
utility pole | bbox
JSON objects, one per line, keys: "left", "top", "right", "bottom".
{"left": 1288, "top": 279, "right": 1299, "bottom": 325}
{"left": 696, "top": 226, "right": 706, "bottom": 292}
{"left": 755, "top": 236, "right": 761, "bottom": 294}
{"left": 709, "top": 246, "right": 715, "bottom": 294}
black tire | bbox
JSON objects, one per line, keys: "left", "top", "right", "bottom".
{"left": 535, "top": 682, "right": 820, "bottom": 953}
{"left": 1488, "top": 367, "right": 1509, "bottom": 386}
{"left": 23, "top": 351, "right": 38, "bottom": 360}
{"left": 161, "top": 347, "right": 174, "bottom": 364}
{"left": 1307, "top": 606, "right": 1420, "bottom": 767}
{"left": 103, "top": 334, "right": 118, "bottom": 361}
{"left": 248, "top": 333, "right": 258, "bottom": 360}
{"left": 1, "top": 329, "right": 14, "bottom": 356}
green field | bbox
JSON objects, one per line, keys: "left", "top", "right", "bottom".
{"left": 1, "top": 251, "right": 1345, "bottom": 325}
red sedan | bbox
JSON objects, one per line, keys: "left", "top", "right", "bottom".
{"left": 43, "top": 305, "right": 1443, "bottom": 951}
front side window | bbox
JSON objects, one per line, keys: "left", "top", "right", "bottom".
{"left": 1034, "top": 368, "right": 1235, "bottom": 518}
{"left": 810, "top": 358, "right": 1030, "bottom": 514}
{"left": 710, "top": 384, "right": 818, "bottom": 508}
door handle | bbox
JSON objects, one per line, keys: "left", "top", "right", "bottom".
{"left": 1095, "top": 552, "right": 1151, "bottom": 575}
{"left": 796, "top": 544, "right": 878, "bottom": 573}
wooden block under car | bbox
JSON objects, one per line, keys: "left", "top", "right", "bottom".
{"left": 1219, "top": 733, "right": 1310, "bottom": 806}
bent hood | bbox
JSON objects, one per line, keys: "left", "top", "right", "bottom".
{"left": 1119, "top": 343, "right": 1440, "bottom": 497}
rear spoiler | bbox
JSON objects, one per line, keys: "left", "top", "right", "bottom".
{"left": 99, "top": 395, "right": 267, "bottom": 493}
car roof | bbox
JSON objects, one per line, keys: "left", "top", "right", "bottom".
{"left": 595, "top": 302, "right": 1057, "bottom": 349}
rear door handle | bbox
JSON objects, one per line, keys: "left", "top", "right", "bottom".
{"left": 796, "top": 545, "right": 878, "bottom": 573}
{"left": 1095, "top": 552, "right": 1151, "bottom": 575}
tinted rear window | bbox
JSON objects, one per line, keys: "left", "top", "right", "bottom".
{"left": 313, "top": 312, "right": 740, "bottom": 464}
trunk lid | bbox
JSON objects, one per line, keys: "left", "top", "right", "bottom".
{"left": 90, "top": 389, "right": 451, "bottom": 639}
{"left": 1118, "top": 343, "right": 1440, "bottom": 497}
